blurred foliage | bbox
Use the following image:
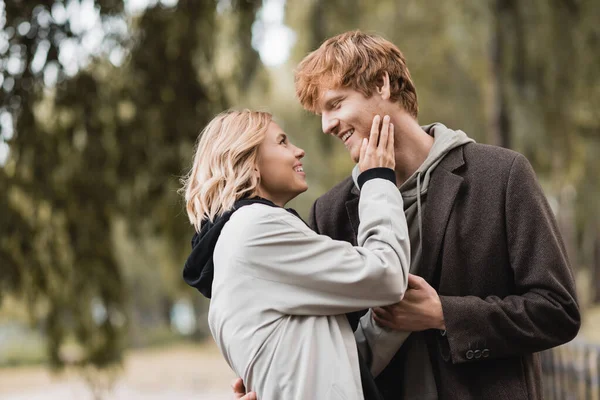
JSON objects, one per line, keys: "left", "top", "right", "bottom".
{"left": 0, "top": 0, "right": 598, "bottom": 374}
{"left": 0, "top": 0, "right": 265, "bottom": 370}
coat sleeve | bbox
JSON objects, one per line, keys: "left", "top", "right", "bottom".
{"left": 236, "top": 178, "right": 410, "bottom": 316}
{"left": 354, "top": 309, "right": 410, "bottom": 376}
{"left": 439, "top": 154, "right": 580, "bottom": 364}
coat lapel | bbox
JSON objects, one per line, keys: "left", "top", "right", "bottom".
{"left": 420, "top": 147, "right": 466, "bottom": 286}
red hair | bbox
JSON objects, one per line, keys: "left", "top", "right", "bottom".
{"left": 295, "top": 30, "right": 418, "bottom": 118}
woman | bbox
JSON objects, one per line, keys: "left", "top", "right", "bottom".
{"left": 180, "top": 110, "right": 409, "bottom": 399}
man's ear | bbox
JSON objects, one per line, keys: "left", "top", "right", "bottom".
{"left": 376, "top": 71, "right": 391, "bottom": 100}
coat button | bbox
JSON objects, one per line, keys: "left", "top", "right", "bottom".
{"left": 482, "top": 349, "right": 490, "bottom": 358}
{"left": 466, "top": 350, "right": 474, "bottom": 360}
{"left": 474, "top": 350, "right": 481, "bottom": 359}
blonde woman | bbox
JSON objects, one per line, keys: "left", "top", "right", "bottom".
{"left": 181, "top": 110, "right": 410, "bottom": 400}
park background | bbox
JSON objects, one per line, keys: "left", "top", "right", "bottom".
{"left": 0, "top": 0, "right": 599, "bottom": 399}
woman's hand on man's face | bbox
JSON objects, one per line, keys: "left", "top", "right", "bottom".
{"left": 358, "top": 114, "right": 395, "bottom": 172}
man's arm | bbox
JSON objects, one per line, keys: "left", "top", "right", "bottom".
{"left": 373, "top": 154, "right": 580, "bottom": 364}
{"left": 440, "top": 154, "right": 580, "bottom": 363}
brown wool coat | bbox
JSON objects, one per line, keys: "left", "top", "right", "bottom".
{"left": 309, "top": 143, "right": 581, "bottom": 400}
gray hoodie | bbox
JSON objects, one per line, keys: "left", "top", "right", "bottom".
{"left": 353, "top": 123, "right": 474, "bottom": 399}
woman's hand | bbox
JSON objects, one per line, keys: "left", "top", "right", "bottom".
{"left": 232, "top": 378, "right": 256, "bottom": 400}
{"left": 358, "top": 114, "right": 395, "bottom": 172}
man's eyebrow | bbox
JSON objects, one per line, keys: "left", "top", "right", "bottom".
{"left": 323, "top": 95, "right": 343, "bottom": 110}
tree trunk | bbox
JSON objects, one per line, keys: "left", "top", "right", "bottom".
{"left": 489, "top": 0, "right": 513, "bottom": 149}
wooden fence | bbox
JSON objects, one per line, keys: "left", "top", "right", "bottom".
{"left": 541, "top": 340, "right": 600, "bottom": 400}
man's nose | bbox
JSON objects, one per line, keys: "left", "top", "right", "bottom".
{"left": 322, "top": 114, "right": 338, "bottom": 135}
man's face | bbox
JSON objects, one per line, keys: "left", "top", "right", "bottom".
{"left": 318, "top": 87, "right": 385, "bottom": 163}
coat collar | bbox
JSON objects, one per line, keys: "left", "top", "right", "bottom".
{"left": 345, "top": 146, "right": 466, "bottom": 284}
{"left": 420, "top": 146, "right": 465, "bottom": 285}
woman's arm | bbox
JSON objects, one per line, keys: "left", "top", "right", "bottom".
{"left": 235, "top": 174, "right": 409, "bottom": 315}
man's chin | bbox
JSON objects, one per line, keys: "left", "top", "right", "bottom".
{"left": 350, "top": 148, "right": 361, "bottom": 164}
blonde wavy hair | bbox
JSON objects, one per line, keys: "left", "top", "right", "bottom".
{"left": 295, "top": 30, "right": 418, "bottom": 118}
{"left": 180, "top": 109, "right": 273, "bottom": 231}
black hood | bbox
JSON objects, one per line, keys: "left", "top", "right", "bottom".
{"left": 183, "top": 197, "right": 304, "bottom": 298}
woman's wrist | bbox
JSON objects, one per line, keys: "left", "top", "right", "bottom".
{"left": 357, "top": 168, "right": 396, "bottom": 189}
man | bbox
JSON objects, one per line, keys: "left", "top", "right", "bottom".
{"left": 235, "top": 30, "right": 580, "bottom": 399}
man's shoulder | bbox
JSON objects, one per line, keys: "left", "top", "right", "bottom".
{"left": 453, "top": 143, "right": 538, "bottom": 188}
{"left": 455, "top": 142, "right": 526, "bottom": 179}
{"left": 462, "top": 142, "right": 521, "bottom": 166}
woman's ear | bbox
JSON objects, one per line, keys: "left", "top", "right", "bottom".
{"left": 376, "top": 71, "right": 391, "bottom": 100}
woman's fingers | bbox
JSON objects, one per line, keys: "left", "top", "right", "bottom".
{"left": 359, "top": 114, "right": 395, "bottom": 171}
{"left": 387, "top": 123, "right": 395, "bottom": 169}
{"left": 360, "top": 138, "right": 368, "bottom": 163}
{"left": 369, "top": 115, "right": 381, "bottom": 153}
{"left": 379, "top": 115, "right": 390, "bottom": 150}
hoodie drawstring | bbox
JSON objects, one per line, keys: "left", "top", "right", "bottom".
{"left": 416, "top": 171, "right": 424, "bottom": 258}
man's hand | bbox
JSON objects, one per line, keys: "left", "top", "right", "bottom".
{"left": 232, "top": 377, "right": 256, "bottom": 400}
{"left": 373, "top": 274, "right": 446, "bottom": 331}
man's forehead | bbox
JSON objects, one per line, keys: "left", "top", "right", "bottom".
{"left": 320, "top": 87, "right": 344, "bottom": 101}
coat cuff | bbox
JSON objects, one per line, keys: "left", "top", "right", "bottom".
{"left": 357, "top": 168, "right": 396, "bottom": 189}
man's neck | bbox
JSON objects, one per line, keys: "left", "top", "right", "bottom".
{"left": 391, "top": 116, "right": 434, "bottom": 186}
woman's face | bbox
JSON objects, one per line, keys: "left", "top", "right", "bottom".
{"left": 255, "top": 122, "right": 307, "bottom": 206}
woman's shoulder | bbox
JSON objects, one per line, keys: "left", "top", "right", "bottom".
{"left": 228, "top": 204, "right": 309, "bottom": 239}
{"left": 228, "top": 203, "right": 290, "bottom": 228}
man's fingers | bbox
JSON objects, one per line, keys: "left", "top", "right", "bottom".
{"left": 408, "top": 273, "right": 425, "bottom": 289}
{"left": 373, "top": 306, "right": 393, "bottom": 320}
{"left": 373, "top": 314, "right": 396, "bottom": 329}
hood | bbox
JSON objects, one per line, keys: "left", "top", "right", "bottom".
{"left": 183, "top": 211, "right": 231, "bottom": 299}
{"left": 183, "top": 197, "right": 305, "bottom": 298}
